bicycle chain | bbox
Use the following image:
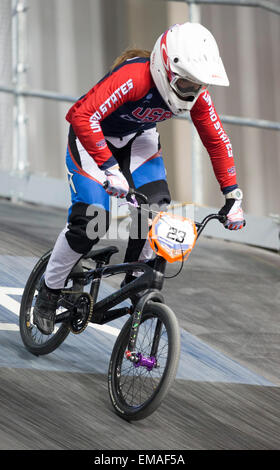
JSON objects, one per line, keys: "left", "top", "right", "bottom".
{"left": 60, "top": 290, "right": 94, "bottom": 335}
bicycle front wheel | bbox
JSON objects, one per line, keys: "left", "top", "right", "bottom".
{"left": 108, "top": 301, "right": 181, "bottom": 421}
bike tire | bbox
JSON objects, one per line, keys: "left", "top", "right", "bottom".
{"left": 19, "top": 250, "right": 71, "bottom": 356}
{"left": 108, "top": 301, "right": 181, "bottom": 421}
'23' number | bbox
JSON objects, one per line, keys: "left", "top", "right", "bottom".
{"left": 166, "top": 227, "right": 186, "bottom": 244}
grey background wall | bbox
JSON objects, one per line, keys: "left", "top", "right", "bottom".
{"left": 0, "top": 0, "right": 279, "bottom": 217}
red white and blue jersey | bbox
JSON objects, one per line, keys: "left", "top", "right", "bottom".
{"left": 66, "top": 57, "right": 237, "bottom": 193}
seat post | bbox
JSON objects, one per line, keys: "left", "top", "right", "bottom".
{"left": 90, "top": 260, "right": 104, "bottom": 302}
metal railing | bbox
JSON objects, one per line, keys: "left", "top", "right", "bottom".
{"left": 1, "top": 82, "right": 279, "bottom": 131}
{"left": 167, "top": 0, "right": 280, "bottom": 15}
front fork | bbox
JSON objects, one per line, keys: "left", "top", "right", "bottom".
{"left": 125, "top": 290, "right": 165, "bottom": 369}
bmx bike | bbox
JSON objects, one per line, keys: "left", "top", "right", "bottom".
{"left": 19, "top": 189, "right": 226, "bottom": 421}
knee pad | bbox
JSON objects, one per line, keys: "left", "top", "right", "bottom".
{"left": 66, "top": 202, "right": 110, "bottom": 254}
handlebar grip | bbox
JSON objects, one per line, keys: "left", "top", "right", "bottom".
{"left": 127, "top": 187, "right": 149, "bottom": 205}
{"left": 218, "top": 214, "right": 227, "bottom": 224}
{"left": 103, "top": 182, "right": 148, "bottom": 205}
{"left": 218, "top": 213, "right": 246, "bottom": 227}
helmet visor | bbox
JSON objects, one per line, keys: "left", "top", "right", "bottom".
{"left": 170, "top": 75, "right": 202, "bottom": 99}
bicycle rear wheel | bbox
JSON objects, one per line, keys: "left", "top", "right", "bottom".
{"left": 108, "top": 301, "right": 180, "bottom": 421}
{"left": 19, "top": 250, "right": 73, "bottom": 356}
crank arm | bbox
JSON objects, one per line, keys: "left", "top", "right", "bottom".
{"left": 55, "top": 310, "right": 71, "bottom": 324}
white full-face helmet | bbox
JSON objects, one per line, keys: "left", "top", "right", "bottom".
{"left": 150, "top": 22, "right": 229, "bottom": 114}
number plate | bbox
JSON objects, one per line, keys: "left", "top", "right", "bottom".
{"left": 148, "top": 212, "right": 197, "bottom": 263}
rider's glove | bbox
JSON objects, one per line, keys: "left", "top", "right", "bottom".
{"left": 104, "top": 165, "right": 129, "bottom": 198}
{"left": 219, "top": 188, "right": 245, "bottom": 230}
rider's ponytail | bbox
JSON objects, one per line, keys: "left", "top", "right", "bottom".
{"left": 110, "top": 48, "right": 151, "bottom": 71}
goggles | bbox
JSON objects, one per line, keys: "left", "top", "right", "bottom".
{"left": 170, "top": 74, "right": 202, "bottom": 100}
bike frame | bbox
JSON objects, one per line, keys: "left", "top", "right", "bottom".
{"left": 55, "top": 211, "right": 224, "bottom": 357}
{"left": 74, "top": 255, "right": 166, "bottom": 324}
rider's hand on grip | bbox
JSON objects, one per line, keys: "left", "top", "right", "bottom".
{"left": 103, "top": 166, "right": 129, "bottom": 199}
{"left": 219, "top": 188, "right": 245, "bottom": 230}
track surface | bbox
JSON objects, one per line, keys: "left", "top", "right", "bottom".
{"left": 0, "top": 198, "right": 279, "bottom": 450}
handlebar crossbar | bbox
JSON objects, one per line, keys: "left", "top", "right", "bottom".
{"left": 126, "top": 189, "right": 226, "bottom": 237}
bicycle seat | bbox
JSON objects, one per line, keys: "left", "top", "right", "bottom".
{"left": 83, "top": 246, "right": 119, "bottom": 264}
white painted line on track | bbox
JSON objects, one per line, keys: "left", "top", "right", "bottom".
{"left": 0, "top": 323, "right": 19, "bottom": 331}
{"left": 0, "top": 286, "right": 120, "bottom": 336}
{"left": 88, "top": 322, "right": 119, "bottom": 337}
{"left": 0, "top": 287, "right": 276, "bottom": 385}
{"left": 0, "top": 292, "right": 20, "bottom": 316}
{"left": 0, "top": 287, "right": 24, "bottom": 295}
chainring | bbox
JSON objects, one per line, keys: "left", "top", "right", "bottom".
{"left": 69, "top": 292, "right": 93, "bottom": 334}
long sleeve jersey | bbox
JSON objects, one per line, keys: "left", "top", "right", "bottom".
{"left": 66, "top": 57, "right": 237, "bottom": 193}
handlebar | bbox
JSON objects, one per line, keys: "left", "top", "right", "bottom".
{"left": 127, "top": 188, "right": 227, "bottom": 236}
{"left": 195, "top": 213, "right": 226, "bottom": 239}
{"left": 103, "top": 182, "right": 229, "bottom": 234}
